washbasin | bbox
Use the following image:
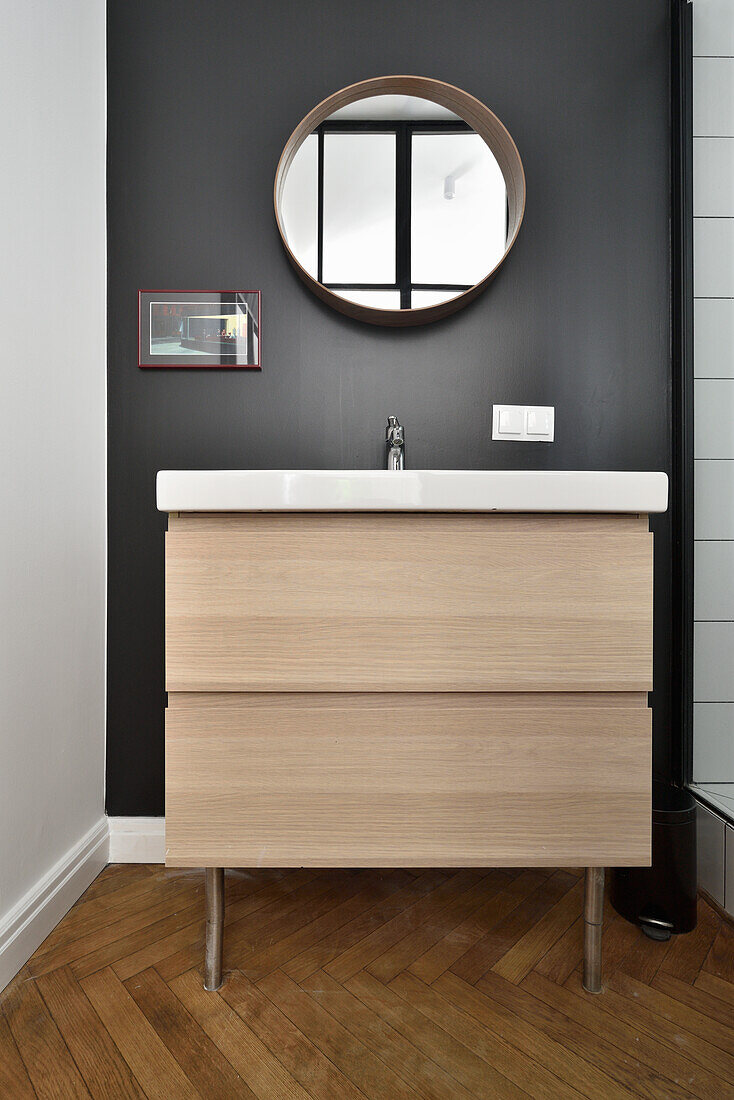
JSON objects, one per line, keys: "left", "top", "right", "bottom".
{"left": 156, "top": 469, "right": 668, "bottom": 513}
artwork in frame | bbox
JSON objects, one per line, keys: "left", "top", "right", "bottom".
{"left": 138, "top": 290, "right": 261, "bottom": 369}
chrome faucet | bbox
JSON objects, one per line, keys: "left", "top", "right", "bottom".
{"left": 386, "top": 416, "right": 405, "bottom": 470}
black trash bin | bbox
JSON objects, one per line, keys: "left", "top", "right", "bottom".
{"left": 610, "top": 781, "right": 697, "bottom": 940}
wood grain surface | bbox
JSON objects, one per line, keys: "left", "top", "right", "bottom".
{"left": 165, "top": 694, "right": 651, "bottom": 867}
{"left": 165, "top": 512, "right": 654, "bottom": 692}
{"left": 6, "top": 866, "right": 731, "bottom": 1100}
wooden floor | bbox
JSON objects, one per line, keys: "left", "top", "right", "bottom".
{"left": 1, "top": 865, "right": 733, "bottom": 1099}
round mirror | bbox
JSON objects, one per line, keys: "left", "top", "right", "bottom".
{"left": 274, "top": 76, "right": 525, "bottom": 326}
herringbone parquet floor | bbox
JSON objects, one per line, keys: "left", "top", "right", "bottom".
{"left": 1, "top": 864, "right": 733, "bottom": 1098}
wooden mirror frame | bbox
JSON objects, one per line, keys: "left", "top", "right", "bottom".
{"left": 274, "top": 75, "right": 526, "bottom": 327}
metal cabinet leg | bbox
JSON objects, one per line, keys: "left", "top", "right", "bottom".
{"left": 583, "top": 866, "right": 604, "bottom": 993}
{"left": 204, "top": 867, "right": 224, "bottom": 990}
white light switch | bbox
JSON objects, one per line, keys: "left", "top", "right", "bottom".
{"left": 492, "top": 404, "right": 554, "bottom": 442}
{"left": 526, "top": 406, "right": 554, "bottom": 439}
{"left": 498, "top": 406, "right": 524, "bottom": 434}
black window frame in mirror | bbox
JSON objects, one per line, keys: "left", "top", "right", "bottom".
{"left": 316, "top": 119, "right": 507, "bottom": 310}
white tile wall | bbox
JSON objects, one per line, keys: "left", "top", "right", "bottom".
{"left": 693, "top": 704, "right": 734, "bottom": 779}
{"left": 695, "top": 541, "right": 734, "bottom": 618}
{"left": 694, "top": 379, "right": 734, "bottom": 457}
{"left": 694, "top": 219, "right": 734, "bottom": 296}
{"left": 694, "top": 57, "right": 734, "bottom": 135}
{"left": 695, "top": 299, "right": 734, "bottom": 377}
{"left": 695, "top": 0, "right": 734, "bottom": 57}
{"left": 694, "top": 622, "right": 734, "bottom": 700}
{"left": 694, "top": 461, "right": 734, "bottom": 539}
{"left": 694, "top": 138, "right": 734, "bottom": 215}
{"left": 694, "top": 2, "right": 734, "bottom": 799}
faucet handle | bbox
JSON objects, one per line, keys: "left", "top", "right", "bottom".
{"left": 386, "top": 416, "right": 404, "bottom": 444}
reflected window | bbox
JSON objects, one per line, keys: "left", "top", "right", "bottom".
{"left": 410, "top": 289, "right": 463, "bottom": 308}
{"left": 280, "top": 135, "right": 319, "bottom": 279}
{"left": 323, "top": 133, "right": 396, "bottom": 284}
{"left": 411, "top": 133, "right": 507, "bottom": 286}
{"left": 286, "top": 119, "right": 507, "bottom": 310}
{"left": 334, "top": 288, "right": 402, "bottom": 309}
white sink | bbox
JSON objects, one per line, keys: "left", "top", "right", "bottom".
{"left": 157, "top": 469, "right": 668, "bottom": 513}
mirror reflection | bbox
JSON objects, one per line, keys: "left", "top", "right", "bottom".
{"left": 279, "top": 95, "right": 508, "bottom": 312}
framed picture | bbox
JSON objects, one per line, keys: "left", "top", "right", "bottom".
{"left": 138, "top": 290, "right": 261, "bottom": 369}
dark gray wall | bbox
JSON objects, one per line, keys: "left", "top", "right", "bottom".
{"left": 107, "top": 0, "right": 673, "bottom": 815}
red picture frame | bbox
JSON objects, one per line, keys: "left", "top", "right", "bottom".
{"left": 138, "top": 289, "right": 261, "bottom": 369}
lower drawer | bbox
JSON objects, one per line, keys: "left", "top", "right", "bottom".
{"left": 165, "top": 693, "right": 651, "bottom": 868}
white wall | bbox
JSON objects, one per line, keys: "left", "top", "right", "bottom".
{"left": 0, "top": 0, "right": 107, "bottom": 988}
{"left": 692, "top": 0, "right": 734, "bottom": 917}
{"left": 693, "top": 1, "right": 734, "bottom": 788}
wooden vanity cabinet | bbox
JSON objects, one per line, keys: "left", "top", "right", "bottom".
{"left": 163, "top": 510, "right": 655, "bottom": 989}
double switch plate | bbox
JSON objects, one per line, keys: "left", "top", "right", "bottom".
{"left": 492, "top": 404, "right": 555, "bottom": 442}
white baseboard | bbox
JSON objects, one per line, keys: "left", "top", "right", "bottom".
{"left": 0, "top": 817, "right": 109, "bottom": 994}
{"left": 108, "top": 816, "right": 165, "bottom": 863}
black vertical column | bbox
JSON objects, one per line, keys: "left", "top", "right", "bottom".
{"left": 670, "top": 0, "right": 694, "bottom": 786}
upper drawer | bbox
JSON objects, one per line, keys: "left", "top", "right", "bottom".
{"left": 165, "top": 512, "right": 653, "bottom": 692}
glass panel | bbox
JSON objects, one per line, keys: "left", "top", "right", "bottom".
{"left": 329, "top": 94, "right": 461, "bottom": 122}
{"left": 410, "top": 289, "right": 464, "bottom": 308}
{"left": 323, "top": 133, "right": 396, "bottom": 284}
{"left": 411, "top": 133, "right": 507, "bottom": 286}
{"left": 279, "top": 134, "right": 318, "bottom": 279}
{"left": 332, "top": 289, "right": 402, "bottom": 309}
